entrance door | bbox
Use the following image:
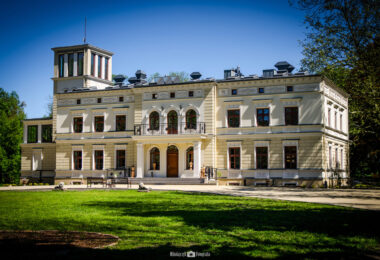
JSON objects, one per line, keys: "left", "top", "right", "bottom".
{"left": 167, "top": 111, "right": 178, "bottom": 134}
{"left": 167, "top": 145, "right": 178, "bottom": 177}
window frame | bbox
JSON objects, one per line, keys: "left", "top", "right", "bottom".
{"left": 73, "top": 150, "right": 82, "bottom": 170}
{"left": 285, "top": 107, "right": 299, "bottom": 125}
{"left": 256, "top": 108, "right": 270, "bottom": 126}
{"left": 186, "top": 147, "right": 194, "bottom": 170}
{"left": 73, "top": 117, "right": 83, "bottom": 133}
{"left": 91, "top": 53, "right": 95, "bottom": 76}
{"left": 185, "top": 109, "right": 197, "bottom": 130}
{"left": 58, "top": 54, "right": 64, "bottom": 77}
{"left": 41, "top": 124, "right": 52, "bottom": 143}
{"left": 68, "top": 53, "right": 74, "bottom": 77}
{"left": 104, "top": 57, "right": 109, "bottom": 80}
{"left": 94, "top": 116, "right": 104, "bottom": 132}
{"left": 77, "top": 52, "right": 84, "bottom": 76}
{"left": 27, "top": 125, "right": 38, "bottom": 143}
{"left": 97, "top": 55, "right": 102, "bottom": 78}
{"left": 229, "top": 147, "right": 241, "bottom": 170}
{"left": 256, "top": 146, "right": 268, "bottom": 169}
{"left": 94, "top": 150, "right": 104, "bottom": 170}
{"left": 149, "top": 111, "right": 160, "bottom": 131}
{"left": 188, "top": 91, "right": 194, "bottom": 97}
{"left": 286, "top": 86, "right": 293, "bottom": 92}
{"left": 150, "top": 147, "right": 160, "bottom": 170}
{"left": 284, "top": 146, "right": 297, "bottom": 169}
{"left": 258, "top": 88, "right": 264, "bottom": 94}
{"left": 116, "top": 115, "right": 126, "bottom": 131}
{"left": 227, "top": 109, "right": 240, "bottom": 128}
{"left": 231, "top": 89, "right": 237, "bottom": 95}
{"left": 116, "top": 150, "right": 126, "bottom": 169}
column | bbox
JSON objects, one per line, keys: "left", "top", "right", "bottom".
{"left": 193, "top": 141, "right": 201, "bottom": 178}
{"left": 136, "top": 143, "right": 144, "bottom": 178}
{"left": 37, "top": 124, "right": 42, "bottom": 143}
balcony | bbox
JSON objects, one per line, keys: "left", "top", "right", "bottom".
{"left": 134, "top": 122, "right": 206, "bottom": 136}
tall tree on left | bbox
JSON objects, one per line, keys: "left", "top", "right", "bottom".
{"left": 0, "top": 88, "right": 26, "bottom": 184}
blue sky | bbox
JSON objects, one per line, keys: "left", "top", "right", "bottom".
{"left": 0, "top": 0, "right": 307, "bottom": 118}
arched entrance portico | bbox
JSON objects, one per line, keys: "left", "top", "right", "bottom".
{"left": 167, "top": 145, "right": 178, "bottom": 177}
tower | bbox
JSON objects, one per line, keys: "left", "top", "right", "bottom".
{"left": 51, "top": 44, "right": 113, "bottom": 93}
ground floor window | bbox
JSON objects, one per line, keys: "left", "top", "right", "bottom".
{"left": 94, "top": 150, "right": 103, "bottom": 170}
{"left": 186, "top": 147, "right": 194, "bottom": 169}
{"left": 150, "top": 147, "right": 160, "bottom": 170}
{"left": 116, "top": 150, "right": 125, "bottom": 169}
{"left": 284, "top": 146, "right": 297, "bottom": 169}
{"left": 73, "top": 151, "right": 82, "bottom": 170}
{"left": 229, "top": 147, "right": 240, "bottom": 169}
{"left": 256, "top": 147, "right": 268, "bottom": 169}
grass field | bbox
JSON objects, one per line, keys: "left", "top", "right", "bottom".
{"left": 0, "top": 190, "right": 379, "bottom": 259}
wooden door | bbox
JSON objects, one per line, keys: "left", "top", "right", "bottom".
{"left": 167, "top": 146, "right": 178, "bottom": 177}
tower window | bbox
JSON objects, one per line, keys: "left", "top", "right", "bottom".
{"left": 98, "top": 56, "right": 102, "bottom": 78}
{"left": 105, "top": 57, "right": 109, "bottom": 80}
{"left": 58, "top": 55, "right": 64, "bottom": 77}
{"left": 68, "top": 53, "right": 74, "bottom": 77}
{"left": 91, "top": 53, "right": 95, "bottom": 76}
{"left": 77, "top": 52, "right": 84, "bottom": 76}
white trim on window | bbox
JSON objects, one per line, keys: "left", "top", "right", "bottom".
{"left": 282, "top": 140, "right": 299, "bottom": 169}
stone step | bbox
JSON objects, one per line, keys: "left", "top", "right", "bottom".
{"left": 129, "top": 178, "right": 214, "bottom": 185}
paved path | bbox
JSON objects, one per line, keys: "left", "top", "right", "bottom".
{"left": 1, "top": 185, "right": 380, "bottom": 211}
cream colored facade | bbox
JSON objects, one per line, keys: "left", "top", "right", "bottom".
{"left": 21, "top": 44, "right": 350, "bottom": 187}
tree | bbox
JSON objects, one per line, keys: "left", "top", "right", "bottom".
{"left": 291, "top": 0, "right": 380, "bottom": 177}
{"left": 147, "top": 71, "right": 190, "bottom": 83}
{"left": 0, "top": 88, "right": 26, "bottom": 183}
{"left": 45, "top": 95, "right": 53, "bottom": 118}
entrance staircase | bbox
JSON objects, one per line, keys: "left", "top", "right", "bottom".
{"left": 129, "top": 178, "right": 215, "bottom": 185}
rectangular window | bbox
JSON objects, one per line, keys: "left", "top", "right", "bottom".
{"left": 104, "top": 57, "right": 109, "bottom": 80}
{"left": 334, "top": 111, "right": 337, "bottom": 129}
{"left": 68, "top": 53, "right": 74, "bottom": 77}
{"left": 97, "top": 98, "right": 101, "bottom": 103}
{"left": 284, "top": 146, "right": 297, "bottom": 169}
{"left": 229, "top": 147, "right": 240, "bottom": 169}
{"left": 77, "top": 52, "right": 84, "bottom": 76}
{"left": 116, "top": 150, "right": 126, "bottom": 169}
{"left": 91, "top": 53, "right": 95, "bottom": 76}
{"left": 94, "top": 150, "right": 103, "bottom": 170}
{"left": 98, "top": 56, "right": 102, "bottom": 78}
{"left": 287, "top": 86, "right": 293, "bottom": 92}
{"left": 170, "top": 92, "right": 175, "bottom": 98}
{"left": 259, "top": 88, "right": 264, "bottom": 93}
{"left": 227, "top": 109, "right": 240, "bottom": 128}
{"left": 94, "top": 116, "right": 104, "bottom": 132}
{"left": 73, "top": 117, "right": 83, "bottom": 133}
{"left": 256, "top": 147, "right": 268, "bottom": 169}
{"left": 27, "top": 125, "right": 38, "bottom": 143}
{"left": 329, "top": 146, "right": 332, "bottom": 169}
{"left": 41, "top": 125, "right": 52, "bottom": 143}
{"left": 340, "top": 114, "right": 343, "bottom": 131}
{"left": 328, "top": 108, "right": 331, "bottom": 127}
{"left": 73, "top": 151, "right": 82, "bottom": 170}
{"left": 335, "top": 147, "right": 338, "bottom": 168}
{"left": 77, "top": 99, "right": 81, "bottom": 105}
{"left": 152, "top": 93, "right": 157, "bottom": 99}
{"left": 58, "top": 54, "right": 64, "bottom": 77}
{"left": 232, "top": 89, "right": 237, "bottom": 95}
{"left": 119, "top": 96, "right": 124, "bottom": 102}
{"left": 341, "top": 149, "right": 343, "bottom": 169}
{"left": 116, "top": 115, "right": 126, "bottom": 131}
{"left": 257, "top": 108, "right": 270, "bottom": 126}
{"left": 189, "top": 91, "right": 194, "bottom": 97}
{"left": 285, "top": 107, "right": 298, "bottom": 125}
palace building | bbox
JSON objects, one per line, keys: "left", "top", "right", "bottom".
{"left": 20, "top": 44, "right": 349, "bottom": 187}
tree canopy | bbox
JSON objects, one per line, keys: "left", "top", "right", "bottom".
{"left": 292, "top": 0, "right": 380, "bottom": 177}
{"left": 0, "top": 88, "right": 26, "bottom": 183}
{"left": 147, "top": 71, "right": 190, "bottom": 83}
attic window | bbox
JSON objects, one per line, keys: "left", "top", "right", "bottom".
{"left": 232, "top": 89, "right": 237, "bottom": 95}
{"left": 152, "top": 93, "right": 157, "bottom": 100}
{"left": 170, "top": 92, "right": 175, "bottom": 98}
{"left": 287, "top": 86, "right": 293, "bottom": 92}
{"left": 77, "top": 99, "right": 81, "bottom": 105}
{"left": 259, "top": 88, "right": 264, "bottom": 94}
{"left": 189, "top": 91, "right": 194, "bottom": 97}
{"left": 119, "top": 96, "right": 124, "bottom": 102}
{"left": 97, "top": 98, "right": 102, "bottom": 103}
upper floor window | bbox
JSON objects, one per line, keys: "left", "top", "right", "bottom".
{"left": 77, "top": 99, "right": 81, "bottom": 105}
{"left": 91, "top": 53, "right": 95, "bottom": 76}
{"left": 77, "top": 52, "right": 84, "bottom": 76}
{"left": 152, "top": 93, "right": 157, "bottom": 100}
{"left": 41, "top": 125, "right": 52, "bottom": 143}
{"left": 97, "top": 98, "right": 101, "bottom": 103}
{"left": 68, "top": 53, "right": 74, "bottom": 77}
{"left": 189, "top": 91, "right": 194, "bottom": 97}
{"left": 119, "top": 96, "right": 124, "bottom": 102}
{"left": 328, "top": 108, "right": 331, "bottom": 127}
{"left": 284, "top": 146, "right": 297, "bottom": 169}
{"left": 58, "top": 55, "right": 64, "bottom": 77}
{"left": 335, "top": 147, "right": 339, "bottom": 168}
{"left": 73, "top": 117, "right": 83, "bottom": 133}
{"left": 227, "top": 109, "right": 240, "bottom": 128}
{"left": 340, "top": 114, "right": 343, "bottom": 131}
{"left": 256, "top": 147, "right": 268, "bottom": 169}
{"left": 73, "top": 151, "right": 82, "bottom": 170}
{"left": 257, "top": 108, "right": 269, "bottom": 126}
{"left": 285, "top": 107, "right": 298, "bottom": 125}
{"left": 94, "top": 150, "right": 103, "bottom": 170}
{"left": 229, "top": 147, "right": 240, "bottom": 169}
{"left": 149, "top": 111, "right": 160, "bottom": 131}
{"left": 287, "top": 86, "right": 293, "bottom": 92}
{"left": 104, "top": 57, "right": 109, "bottom": 80}
{"left": 150, "top": 147, "right": 160, "bottom": 170}
{"left": 259, "top": 88, "right": 264, "bottom": 94}
{"left": 334, "top": 111, "right": 337, "bottom": 129}
{"left": 329, "top": 146, "right": 332, "bottom": 169}
{"left": 186, "top": 109, "right": 197, "bottom": 129}
{"left": 170, "top": 92, "right": 175, "bottom": 98}
{"left": 186, "top": 147, "right": 194, "bottom": 169}
{"left": 27, "top": 125, "right": 38, "bottom": 143}
{"left": 232, "top": 89, "right": 237, "bottom": 95}
{"left": 116, "top": 150, "right": 126, "bottom": 169}
{"left": 98, "top": 56, "right": 102, "bottom": 78}
{"left": 116, "top": 115, "right": 126, "bottom": 131}
{"left": 94, "top": 116, "right": 104, "bottom": 132}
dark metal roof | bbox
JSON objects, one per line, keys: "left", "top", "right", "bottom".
{"left": 24, "top": 117, "right": 52, "bottom": 121}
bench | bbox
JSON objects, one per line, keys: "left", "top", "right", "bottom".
{"left": 87, "top": 177, "right": 106, "bottom": 188}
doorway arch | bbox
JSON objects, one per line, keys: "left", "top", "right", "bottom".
{"left": 167, "top": 145, "right": 178, "bottom": 177}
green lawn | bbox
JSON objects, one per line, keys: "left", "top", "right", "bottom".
{"left": 0, "top": 190, "right": 379, "bottom": 259}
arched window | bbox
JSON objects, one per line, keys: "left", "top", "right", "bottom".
{"left": 149, "top": 111, "right": 160, "bottom": 131}
{"left": 167, "top": 110, "right": 178, "bottom": 134}
{"left": 186, "top": 147, "right": 194, "bottom": 170}
{"left": 186, "top": 109, "right": 197, "bottom": 129}
{"left": 150, "top": 147, "right": 160, "bottom": 170}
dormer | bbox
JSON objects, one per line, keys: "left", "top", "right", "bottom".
{"left": 51, "top": 44, "right": 113, "bottom": 93}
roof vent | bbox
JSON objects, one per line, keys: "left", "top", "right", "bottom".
{"left": 274, "top": 61, "right": 295, "bottom": 73}
{"left": 113, "top": 74, "right": 126, "bottom": 83}
{"left": 128, "top": 77, "right": 138, "bottom": 84}
{"left": 135, "top": 70, "right": 147, "bottom": 80}
{"left": 190, "top": 72, "right": 202, "bottom": 80}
